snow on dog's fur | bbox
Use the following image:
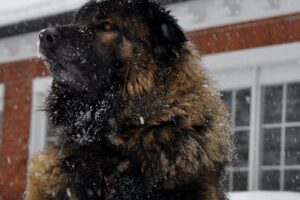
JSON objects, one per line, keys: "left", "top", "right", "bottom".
{"left": 27, "top": 0, "right": 232, "bottom": 199}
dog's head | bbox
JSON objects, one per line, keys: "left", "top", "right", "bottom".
{"left": 39, "top": 0, "right": 187, "bottom": 95}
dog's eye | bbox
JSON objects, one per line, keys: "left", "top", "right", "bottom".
{"left": 100, "top": 22, "right": 113, "bottom": 31}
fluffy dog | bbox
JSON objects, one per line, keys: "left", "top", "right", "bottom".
{"left": 27, "top": 0, "right": 232, "bottom": 199}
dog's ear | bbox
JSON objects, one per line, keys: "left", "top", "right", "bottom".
{"left": 144, "top": 2, "right": 187, "bottom": 60}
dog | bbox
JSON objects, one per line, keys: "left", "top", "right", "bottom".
{"left": 27, "top": 0, "right": 232, "bottom": 199}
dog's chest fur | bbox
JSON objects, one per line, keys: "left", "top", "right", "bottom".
{"left": 46, "top": 82, "right": 171, "bottom": 200}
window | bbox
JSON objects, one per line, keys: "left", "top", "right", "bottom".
{"left": 260, "top": 83, "right": 300, "bottom": 191}
{"left": 205, "top": 42, "right": 300, "bottom": 191}
{"left": 29, "top": 78, "right": 54, "bottom": 157}
{"left": 222, "top": 89, "right": 251, "bottom": 191}
{"left": 0, "top": 84, "right": 4, "bottom": 146}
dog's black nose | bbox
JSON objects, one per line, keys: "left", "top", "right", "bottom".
{"left": 39, "top": 28, "right": 60, "bottom": 47}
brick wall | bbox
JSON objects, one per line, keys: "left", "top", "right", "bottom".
{"left": 188, "top": 13, "right": 300, "bottom": 54}
{"left": 0, "top": 60, "right": 48, "bottom": 200}
{"left": 0, "top": 12, "right": 300, "bottom": 199}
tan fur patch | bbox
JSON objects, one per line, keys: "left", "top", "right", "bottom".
{"left": 124, "top": 55, "right": 157, "bottom": 96}
{"left": 120, "top": 39, "right": 133, "bottom": 59}
{"left": 97, "top": 32, "right": 118, "bottom": 43}
{"left": 26, "top": 148, "right": 72, "bottom": 200}
{"left": 127, "top": 66, "right": 156, "bottom": 95}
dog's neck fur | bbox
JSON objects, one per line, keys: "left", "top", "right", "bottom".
{"left": 46, "top": 80, "right": 123, "bottom": 147}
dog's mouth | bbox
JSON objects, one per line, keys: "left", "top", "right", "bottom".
{"left": 40, "top": 44, "right": 82, "bottom": 70}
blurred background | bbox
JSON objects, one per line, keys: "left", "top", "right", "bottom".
{"left": 0, "top": 0, "right": 300, "bottom": 199}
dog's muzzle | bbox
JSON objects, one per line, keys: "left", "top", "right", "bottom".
{"left": 39, "top": 28, "right": 60, "bottom": 48}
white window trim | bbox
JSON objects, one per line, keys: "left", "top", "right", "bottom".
{"left": 29, "top": 77, "right": 52, "bottom": 158}
{"left": 203, "top": 42, "right": 300, "bottom": 191}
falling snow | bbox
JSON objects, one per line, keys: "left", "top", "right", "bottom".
{"left": 0, "top": 0, "right": 300, "bottom": 199}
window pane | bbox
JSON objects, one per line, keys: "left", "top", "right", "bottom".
{"left": 235, "top": 89, "right": 251, "bottom": 126}
{"left": 262, "top": 128, "right": 281, "bottom": 166}
{"left": 285, "top": 127, "right": 300, "bottom": 165}
{"left": 261, "top": 170, "right": 280, "bottom": 190}
{"left": 221, "top": 91, "right": 232, "bottom": 112}
{"left": 286, "top": 83, "right": 300, "bottom": 122}
{"left": 234, "top": 131, "right": 249, "bottom": 167}
{"left": 263, "top": 86, "right": 282, "bottom": 124}
{"left": 232, "top": 171, "right": 248, "bottom": 191}
{"left": 284, "top": 170, "right": 300, "bottom": 191}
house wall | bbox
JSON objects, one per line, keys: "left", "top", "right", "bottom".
{"left": 0, "top": 60, "right": 47, "bottom": 200}
{"left": 189, "top": 13, "right": 300, "bottom": 54}
{"left": 0, "top": 13, "right": 300, "bottom": 199}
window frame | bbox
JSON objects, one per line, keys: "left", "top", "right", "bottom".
{"left": 260, "top": 83, "right": 300, "bottom": 191}
{"left": 204, "top": 41, "right": 300, "bottom": 191}
{"left": 28, "top": 77, "right": 52, "bottom": 158}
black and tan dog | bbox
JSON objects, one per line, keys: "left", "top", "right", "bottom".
{"left": 27, "top": 0, "right": 232, "bottom": 199}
